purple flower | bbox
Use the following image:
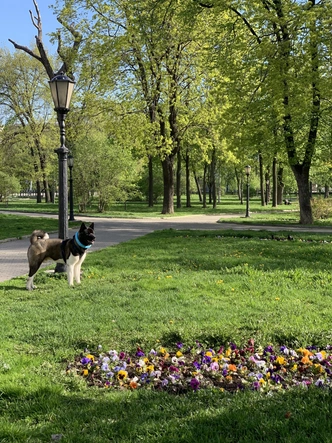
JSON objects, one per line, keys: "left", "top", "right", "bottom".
{"left": 230, "top": 342, "right": 237, "bottom": 350}
{"left": 176, "top": 342, "right": 183, "bottom": 349}
{"left": 264, "top": 345, "right": 273, "bottom": 354}
{"left": 136, "top": 348, "right": 145, "bottom": 357}
{"left": 193, "top": 361, "right": 201, "bottom": 370}
{"left": 119, "top": 352, "right": 126, "bottom": 360}
{"left": 210, "top": 362, "right": 219, "bottom": 371}
{"left": 190, "top": 378, "right": 200, "bottom": 391}
{"left": 169, "top": 365, "right": 179, "bottom": 372}
{"left": 81, "top": 357, "right": 91, "bottom": 365}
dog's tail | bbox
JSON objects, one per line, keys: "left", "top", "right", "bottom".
{"left": 30, "top": 230, "right": 50, "bottom": 244}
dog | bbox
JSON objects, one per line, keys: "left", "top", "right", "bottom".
{"left": 26, "top": 222, "right": 95, "bottom": 290}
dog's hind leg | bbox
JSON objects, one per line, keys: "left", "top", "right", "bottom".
{"left": 26, "top": 264, "right": 40, "bottom": 290}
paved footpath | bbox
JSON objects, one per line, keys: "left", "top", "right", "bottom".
{"left": 1, "top": 211, "right": 332, "bottom": 283}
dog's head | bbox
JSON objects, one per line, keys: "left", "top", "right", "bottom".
{"left": 78, "top": 222, "right": 95, "bottom": 246}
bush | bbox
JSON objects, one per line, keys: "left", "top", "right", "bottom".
{"left": 311, "top": 197, "right": 332, "bottom": 220}
{"left": 0, "top": 172, "right": 20, "bottom": 203}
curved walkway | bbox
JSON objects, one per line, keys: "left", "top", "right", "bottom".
{"left": 1, "top": 212, "right": 332, "bottom": 283}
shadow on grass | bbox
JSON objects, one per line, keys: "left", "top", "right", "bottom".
{"left": 1, "top": 386, "right": 331, "bottom": 442}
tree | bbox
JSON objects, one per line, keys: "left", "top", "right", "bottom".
{"left": 0, "top": 172, "right": 20, "bottom": 203}
{"left": 200, "top": 0, "right": 331, "bottom": 223}
{"left": 0, "top": 50, "right": 57, "bottom": 202}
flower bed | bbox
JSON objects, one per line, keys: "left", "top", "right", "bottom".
{"left": 67, "top": 340, "right": 332, "bottom": 393}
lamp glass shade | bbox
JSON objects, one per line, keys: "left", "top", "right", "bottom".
{"left": 49, "top": 73, "right": 75, "bottom": 111}
{"left": 68, "top": 155, "right": 74, "bottom": 168}
{"left": 245, "top": 165, "right": 251, "bottom": 176}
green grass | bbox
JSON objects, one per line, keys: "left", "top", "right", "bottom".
{"left": 4, "top": 194, "right": 332, "bottom": 228}
{"left": 0, "top": 214, "right": 79, "bottom": 241}
{"left": 0, "top": 195, "right": 300, "bottom": 218}
{"left": 1, "top": 229, "right": 332, "bottom": 442}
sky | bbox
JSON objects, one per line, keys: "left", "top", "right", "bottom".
{"left": 0, "top": 0, "right": 60, "bottom": 52}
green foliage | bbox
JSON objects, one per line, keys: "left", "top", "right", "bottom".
{"left": 311, "top": 197, "right": 332, "bottom": 220}
{"left": 0, "top": 172, "right": 20, "bottom": 202}
{"left": 73, "top": 131, "right": 143, "bottom": 212}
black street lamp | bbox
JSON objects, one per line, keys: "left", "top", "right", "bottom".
{"left": 245, "top": 165, "right": 251, "bottom": 218}
{"left": 49, "top": 72, "right": 75, "bottom": 242}
{"left": 68, "top": 154, "right": 75, "bottom": 221}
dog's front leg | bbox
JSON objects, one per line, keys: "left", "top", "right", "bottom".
{"left": 67, "top": 264, "right": 75, "bottom": 286}
{"left": 74, "top": 263, "right": 81, "bottom": 284}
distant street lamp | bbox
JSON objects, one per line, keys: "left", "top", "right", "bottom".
{"left": 68, "top": 154, "right": 75, "bottom": 221}
{"left": 49, "top": 72, "right": 75, "bottom": 241}
{"left": 245, "top": 165, "right": 251, "bottom": 218}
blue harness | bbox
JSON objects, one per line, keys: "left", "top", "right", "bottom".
{"left": 61, "top": 231, "right": 91, "bottom": 263}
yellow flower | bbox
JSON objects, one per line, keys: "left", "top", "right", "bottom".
{"left": 225, "top": 348, "right": 231, "bottom": 357}
{"left": 291, "top": 364, "right": 298, "bottom": 372}
{"left": 276, "top": 356, "right": 286, "bottom": 365}
{"left": 82, "top": 369, "right": 89, "bottom": 376}
{"left": 118, "top": 370, "right": 128, "bottom": 380}
{"left": 147, "top": 365, "right": 154, "bottom": 372}
{"left": 86, "top": 354, "right": 95, "bottom": 361}
{"left": 176, "top": 351, "right": 183, "bottom": 357}
{"left": 205, "top": 351, "right": 213, "bottom": 357}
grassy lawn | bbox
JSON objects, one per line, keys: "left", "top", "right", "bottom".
{"left": 0, "top": 195, "right": 300, "bottom": 218}
{"left": 0, "top": 213, "right": 79, "bottom": 241}
{"left": 1, "top": 228, "right": 332, "bottom": 442}
{"left": 3, "top": 194, "right": 332, "bottom": 228}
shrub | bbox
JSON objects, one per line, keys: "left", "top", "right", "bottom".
{"left": 311, "top": 197, "right": 332, "bottom": 220}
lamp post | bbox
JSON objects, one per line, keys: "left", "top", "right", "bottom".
{"left": 68, "top": 154, "right": 75, "bottom": 221}
{"left": 49, "top": 72, "right": 75, "bottom": 273}
{"left": 49, "top": 72, "right": 75, "bottom": 242}
{"left": 245, "top": 165, "right": 251, "bottom": 218}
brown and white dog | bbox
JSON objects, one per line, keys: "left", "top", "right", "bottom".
{"left": 26, "top": 222, "right": 95, "bottom": 290}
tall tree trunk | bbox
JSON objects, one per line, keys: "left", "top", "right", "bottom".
{"left": 277, "top": 167, "right": 284, "bottom": 205}
{"left": 161, "top": 156, "right": 175, "bottom": 214}
{"left": 148, "top": 155, "right": 154, "bottom": 207}
{"left": 211, "top": 148, "right": 217, "bottom": 209}
{"left": 202, "top": 163, "right": 208, "bottom": 208}
{"left": 176, "top": 149, "right": 181, "bottom": 208}
{"left": 272, "top": 157, "right": 277, "bottom": 207}
{"left": 43, "top": 178, "right": 51, "bottom": 203}
{"left": 265, "top": 170, "right": 271, "bottom": 205}
{"left": 235, "top": 168, "right": 242, "bottom": 203}
{"left": 259, "top": 153, "right": 265, "bottom": 206}
{"left": 292, "top": 165, "right": 312, "bottom": 224}
{"left": 324, "top": 184, "right": 329, "bottom": 199}
{"left": 185, "top": 153, "right": 191, "bottom": 208}
{"left": 36, "top": 180, "right": 42, "bottom": 203}
{"left": 194, "top": 172, "right": 202, "bottom": 202}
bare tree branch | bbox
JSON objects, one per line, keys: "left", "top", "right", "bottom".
{"left": 8, "top": 0, "right": 82, "bottom": 80}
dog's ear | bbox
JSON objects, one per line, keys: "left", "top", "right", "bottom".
{"left": 80, "top": 222, "right": 87, "bottom": 232}
{"left": 89, "top": 223, "right": 94, "bottom": 230}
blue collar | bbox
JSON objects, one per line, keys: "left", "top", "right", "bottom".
{"left": 75, "top": 231, "right": 92, "bottom": 249}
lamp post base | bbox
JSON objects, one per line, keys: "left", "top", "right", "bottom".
{"left": 54, "top": 263, "right": 67, "bottom": 273}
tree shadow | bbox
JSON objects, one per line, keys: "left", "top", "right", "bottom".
{"left": 1, "top": 386, "right": 331, "bottom": 442}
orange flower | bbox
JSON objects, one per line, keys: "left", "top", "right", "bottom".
{"left": 301, "top": 356, "right": 311, "bottom": 364}
{"left": 228, "top": 364, "right": 237, "bottom": 372}
{"left": 129, "top": 381, "right": 138, "bottom": 389}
